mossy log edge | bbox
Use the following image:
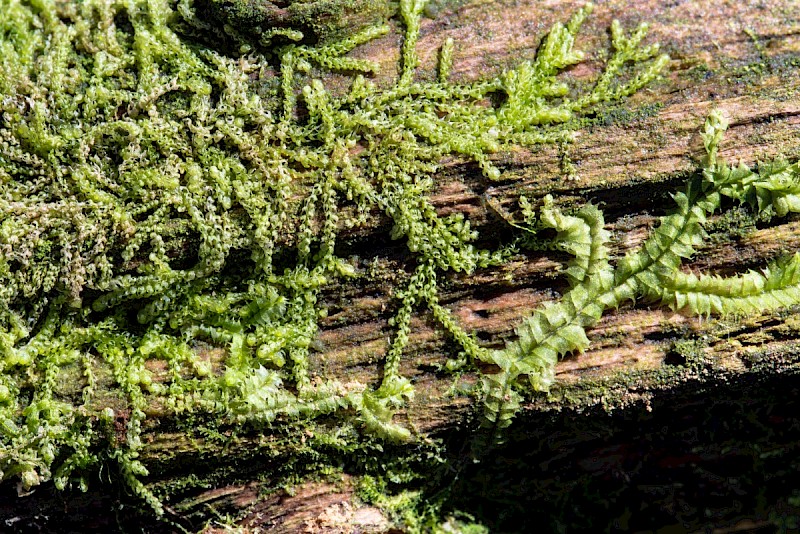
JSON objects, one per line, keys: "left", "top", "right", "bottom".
{"left": 2, "top": 0, "right": 800, "bottom": 532}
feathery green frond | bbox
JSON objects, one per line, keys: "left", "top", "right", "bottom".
{"left": 481, "top": 110, "right": 800, "bottom": 433}
{"left": 664, "top": 253, "right": 800, "bottom": 317}
{"left": 480, "top": 195, "right": 612, "bottom": 429}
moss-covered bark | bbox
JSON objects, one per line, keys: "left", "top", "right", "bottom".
{"left": 2, "top": 0, "right": 800, "bottom": 532}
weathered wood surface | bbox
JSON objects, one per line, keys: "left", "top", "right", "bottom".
{"left": 3, "top": 0, "right": 800, "bottom": 531}
{"left": 310, "top": 0, "right": 800, "bottom": 427}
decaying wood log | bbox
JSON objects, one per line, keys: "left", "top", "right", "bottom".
{"left": 2, "top": 0, "right": 800, "bottom": 532}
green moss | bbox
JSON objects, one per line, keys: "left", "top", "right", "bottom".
{"left": 702, "top": 204, "right": 761, "bottom": 244}
{"left": 1, "top": 0, "right": 800, "bottom": 528}
{"left": 589, "top": 101, "right": 664, "bottom": 128}
{"left": 421, "top": 0, "right": 469, "bottom": 19}
{"left": 185, "top": 0, "right": 395, "bottom": 50}
{"left": 719, "top": 29, "right": 800, "bottom": 89}
{"left": 683, "top": 61, "right": 713, "bottom": 83}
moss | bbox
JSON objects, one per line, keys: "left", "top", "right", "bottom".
{"left": 719, "top": 28, "right": 800, "bottom": 90}
{"left": 702, "top": 204, "right": 761, "bottom": 244}
{"left": 588, "top": 101, "right": 663, "bottom": 128}
{"left": 683, "top": 62, "right": 713, "bottom": 83}
{"left": 186, "top": 0, "right": 395, "bottom": 50}
{"left": 421, "top": 0, "right": 469, "bottom": 19}
{"left": 1, "top": 0, "right": 800, "bottom": 528}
